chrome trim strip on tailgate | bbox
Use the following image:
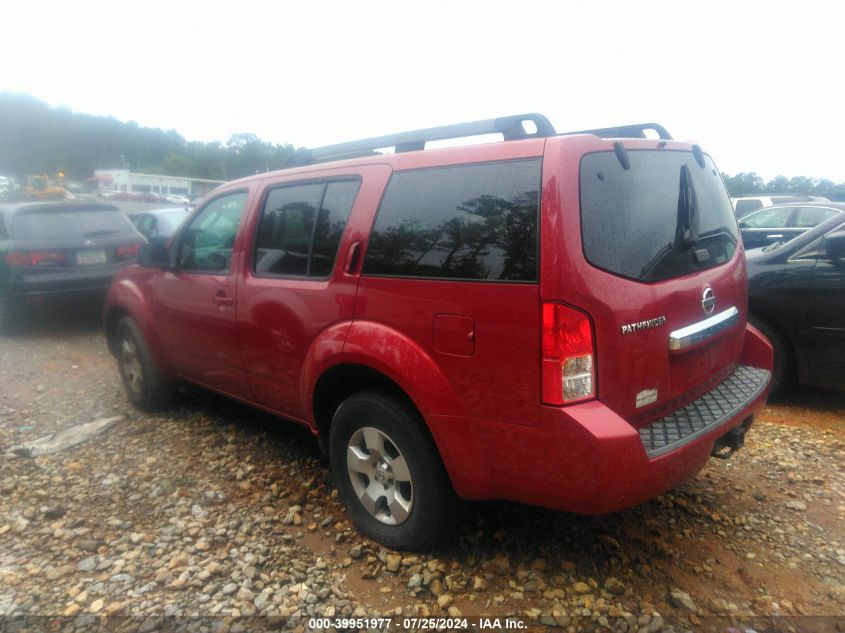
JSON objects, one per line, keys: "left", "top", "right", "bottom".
{"left": 638, "top": 364, "right": 770, "bottom": 458}
{"left": 668, "top": 306, "right": 740, "bottom": 351}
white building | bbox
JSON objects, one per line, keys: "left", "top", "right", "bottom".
{"left": 93, "top": 169, "right": 225, "bottom": 198}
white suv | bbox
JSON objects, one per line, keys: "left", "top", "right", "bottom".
{"left": 732, "top": 195, "right": 830, "bottom": 218}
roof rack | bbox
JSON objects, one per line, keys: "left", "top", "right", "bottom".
{"left": 285, "top": 115, "right": 671, "bottom": 168}
{"left": 285, "top": 113, "right": 556, "bottom": 168}
{"left": 560, "top": 122, "right": 672, "bottom": 140}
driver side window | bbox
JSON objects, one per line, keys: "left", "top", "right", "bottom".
{"left": 178, "top": 192, "right": 248, "bottom": 273}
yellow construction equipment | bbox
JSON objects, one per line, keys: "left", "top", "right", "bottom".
{"left": 23, "top": 173, "right": 69, "bottom": 200}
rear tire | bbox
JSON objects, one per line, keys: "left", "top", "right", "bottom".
{"left": 329, "top": 391, "right": 456, "bottom": 551}
{"left": 115, "top": 317, "right": 174, "bottom": 410}
{"left": 749, "top": 314, "right": 790, "bottom": 394}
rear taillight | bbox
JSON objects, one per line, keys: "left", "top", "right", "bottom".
{"left": 5, "top": 251, "right": 66, "bottom": 267}
{"left": 116, "top": 243, "right": 142, "bottom": 259}
{"left": 5, "top": 252, "right": 31, "bottom": 266}
{"left": 542, "top": 302, "right": 596, "bottom": 405}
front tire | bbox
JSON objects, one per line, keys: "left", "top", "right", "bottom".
{"left": 115, "top": 317, "right": 174, "bottom": 410}
{"left": 329, "top": 391, "right": 455, "bottom": 551}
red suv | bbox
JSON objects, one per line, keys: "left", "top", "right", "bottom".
{"left": 104, "top": 114, "right": 773, "bottom": 550}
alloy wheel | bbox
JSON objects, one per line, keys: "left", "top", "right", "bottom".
{"left": 346, "top": 426, "right": 414, "bottom": 525}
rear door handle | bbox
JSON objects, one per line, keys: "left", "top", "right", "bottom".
{"left": 213, "top": 292, "right": 234, "bottom": 307}
{"left": 344, "top": 241, "right": 361, "bottom": 274}
{"left": 766, "top": 234, "right": 784, "bottom": 239}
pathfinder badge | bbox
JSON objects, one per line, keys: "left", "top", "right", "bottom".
{"left": 621, "top": 315, "right": 667, "bottom": 335}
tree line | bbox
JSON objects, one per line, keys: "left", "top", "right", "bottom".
{"left": 1, "top": 92, "right": 844, "bottom": 200}
{"left": 721, "top": 172, "right": 845, "bottom": 201}
{"left": 0, "top": 93, "right": 296, "bottom": 182}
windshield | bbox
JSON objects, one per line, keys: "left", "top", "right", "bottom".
{"left": 580, "top": 150, "right": 738, "bottom": 282}
{"left": 13, "top": 209, "right": 137, "bottom": 242}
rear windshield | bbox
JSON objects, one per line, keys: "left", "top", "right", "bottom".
{"left": 580, "top": 150, "right": 738, "bottom": 282}
{"left": 12, "top": 209, "right": 137, "bottom": 242}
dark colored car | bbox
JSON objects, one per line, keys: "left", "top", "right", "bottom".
{"left": 131, "top": 207, "right": 190, "bottom": 240}
{"left": 103, "top": 114, "right": 772, "bottom": 550}
{"left": 738, "top": 203, "right": 843, "bottom": 249}
{"left": 0, "top": 202, "right": 145, "bottom": 333}
{"left": 747, "top": 212, "right": 845, "bottom": 392}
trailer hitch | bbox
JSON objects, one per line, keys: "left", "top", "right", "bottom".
{"left": 711, "top": 418, "right": 752, "bottom": 460}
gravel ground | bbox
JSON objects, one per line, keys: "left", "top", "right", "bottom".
{"left": 1, "top": 306, "right": 844, "bottom": 632}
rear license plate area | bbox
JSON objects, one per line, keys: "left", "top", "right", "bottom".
{"left": 76, "top": 250, "right": 107, "bottom": 265}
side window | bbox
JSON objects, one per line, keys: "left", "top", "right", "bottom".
{"left": 177, "top": 191, "right": 248, "bottom": 273}
{"left": 741, "top": 207, "right": 794, "bottom": 229}
{"left": 794, "top": 206, "right": 839, "bottom": 228}
{"left": 254, "top": 179, "right": 359, "bottom": 277}
{"left": 362, "top": 160, "right": 541, "bottom": 281}
{"left": 136, "top": 216, "right": 155, "bottom": 238}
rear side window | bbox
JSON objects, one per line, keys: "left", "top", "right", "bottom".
{"left": 580, "top": 150, "right": 738, "bottom": 282}
{"left": 254, "top": 179, "right": 359, "bottom": 277}
{"left": 363, "top": 160, "right": 541, "bottom": 281}
{"left": 12, "top": 209, "right": 136, "bottom": 242}
{"left": 794, "top": 206, "right": 838, "bottom": 228}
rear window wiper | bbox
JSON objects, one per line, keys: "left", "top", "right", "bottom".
{"left": 674, "top": 164, "right": 700, "bottom": 249}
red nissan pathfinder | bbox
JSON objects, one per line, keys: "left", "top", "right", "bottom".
{"left": 104, "top": 115, "right": 773, "bottom": 550}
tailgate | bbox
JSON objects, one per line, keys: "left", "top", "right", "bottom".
{"left": 543, "top": 140, "right": 745, "bottom": 424}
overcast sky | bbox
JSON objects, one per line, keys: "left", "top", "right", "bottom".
{"left": 2, "top": 0, "right": 844, "bottom": 180}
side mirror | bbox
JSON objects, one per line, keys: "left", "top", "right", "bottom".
{"left": 137, "top": 241, "right": 169, "bottom": 268}
{"left": 824, "top": 231, "right": 845, "bottom": 262}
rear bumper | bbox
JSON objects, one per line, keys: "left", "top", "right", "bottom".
{"left": 4, "top": 265, "right": 125, "bottom": 300}
{"left": 428, "top": 324, "right": 773, "bottom": 514}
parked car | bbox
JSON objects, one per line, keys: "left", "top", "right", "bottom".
{"left": 746, "top": 212, "right": 845, "bottom": 392}
{"left": 137, "top": 192, "right": 162, "bottom": 204}
{"left": 163, "top": 194, "right": 190, "bottom": 205}
{"left": 130, "top": 207, "right": 191, "bottom": 240}
{"left": 732, "top": 194, "right": 830, "bottom": 217}
{"left": 1, "top": 202, "right": 146, "bottom": 333}
{"left": 109, "top": 191, "right": 140, "bottom": 202}
{"left": 104, "top": 114, "right": 772, "bottom": 549}
{"left": 738, "top": 203, "right": 843, "bottom": 249}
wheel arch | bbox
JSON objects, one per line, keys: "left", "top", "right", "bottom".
{"left": 311, "top": 363, "right": 422, "bottom": 450}
{"left": 104, "top": 280, "right": 171, "bottom": 374}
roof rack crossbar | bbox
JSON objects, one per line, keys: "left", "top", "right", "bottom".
{"left": 285, "top": 113, "right": 557, "bottom": 167}
{"left": 560, "top": 122, "right": 672, "bottom": 140}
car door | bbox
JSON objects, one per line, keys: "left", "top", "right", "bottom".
{"left": 802, "top": 223, "right": 845, "bottom": 388}
{"left": 740, "top": 206, "right": 796, "bottom": 248}
{"left": 237, "top": 166, "right": 390, "bottom": 420}
{"left": 152, "top": 189, "right": 253, "bottom": 398}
